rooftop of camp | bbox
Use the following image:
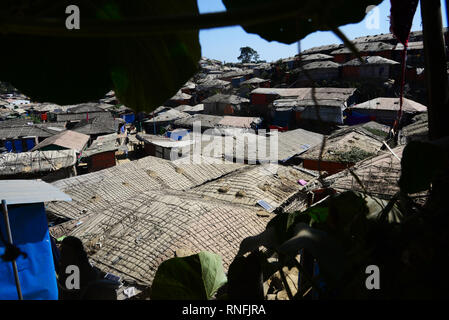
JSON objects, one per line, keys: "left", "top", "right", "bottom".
{"left": 330, "top": 42, "right": 395, "bottom": 55}
{"left": 202, "top": 93, "right": 250, "bottom": 104}
{"left": 343, "top": 56, "right": 400, "bottom": 66}
{"left": 293, "top": 61, "right": 341, "bottom": 71}
{"left": 300, "top": 129, "right": 384, "bottom": 163}
{"left": 350, "top": 97, "right": 427, "bottom": 113}
{"left": 144, "top": 108, "right": 190, "bottom": 123}
{"left": 0, "top": 149, "right": 77, "bottom": 176}
{"left": 31, "top": 130, "right": 90, "bottom": 153}
{"left": 81, "top": 133, "right": 119, "bottom": 158}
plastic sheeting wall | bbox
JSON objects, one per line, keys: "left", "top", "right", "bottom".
{"left": 0, "top": 202, "right": 58, "bottom": 300}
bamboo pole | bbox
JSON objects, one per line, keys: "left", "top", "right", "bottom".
{"left": 421, "top": 0, "right": 449, "bottom": 140}
{"left": 1, "top": 200, "right": 23, "bottom": 300}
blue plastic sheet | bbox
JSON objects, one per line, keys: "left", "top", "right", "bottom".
{"left": 0, "top": 203, "right": 58, "bottom": 300}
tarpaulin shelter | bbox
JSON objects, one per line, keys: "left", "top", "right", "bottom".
{"left": 0, "top": 180, "right": 71, "bottom": 300}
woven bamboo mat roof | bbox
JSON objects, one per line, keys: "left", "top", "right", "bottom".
{"left": 48, "top": 155, "right": 245, "bottom": 219}
{"left": 55, "top": 188, "right": 271, "bottom": 286}
{"left": 324, "top": 146, "right": 404, "bottom": 199}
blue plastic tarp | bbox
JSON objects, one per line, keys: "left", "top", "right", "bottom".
{"left": 0, "top": 203, "right": 58, "bottom": 300}
{"left": 4, "top": 140, "right": 13, "bottom": 152}
{"left": 13, "top": 140, "right": 23, "bottom": 153}
{"left": 24, "top": 138, "right": 36, "bottom": 151}
{"left": 122, "top": 113, "right": 135, "bottom": 124}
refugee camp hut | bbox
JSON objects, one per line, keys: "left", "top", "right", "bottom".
{"left": 293, "top": 88, "right": 358, "bottom": 125}
{"left": 352, "top": 33, "right": 396, "bottom": 45}
{"left": 31, "top": 130, "right": 89, "bottom": 155}
{"left": 180, "top": 81, "right": 196, "bottom": 95}
{"left": 54, "top": 103, "right": 111, "bottom": 122}
{"left": 347, "top": 97, "right": 427, "bottom": 126}
{"left": 331, "top": 42, "right": 395, "bottom": 63}
{"left": 137, "top": 134, "right": 194, "bottom": 160}
{"left": 0, "top": 124, "right": 63, "bottom": 153}
{"left": 46, "top": 188, "right": 269, "bottom": 295}
{"left": 81, "top": 133, "right": 119, "bottom": 173}
{"left": 165, "top": 91, "right": 192, "bottom": 107}
{"left": 99, "top": 90, "right": 119, "bottom": 105}
{"left": 342, "top": 56, "right": 400, "bottom": 81}
{"left": 217, "top": 116, "right": 263, "bottom": 134}
{"left": 276, "top": 128, "right": 324, "bottom": 163}
{"left": 250, "top": 88, "right": 309, "bottom": 118}
{"left": 173, "top": 114, "right": 224, "bottom": 132}
{"left": 202, "top": 94, "right": 250, "bottom": 116}
{"left": 394, "top": 41, "right": 425, "bottom": 67}
{"left": 293, "top": 61, "right": 341, "bottom": 82}
{"left": 270, "top": 105, "right": 294, "bottom": 129}
{"left": 0, "top": 149, "right": 77, "bottom": 181}
{"left": 174, "top": 104, "right": 204, "bottom": 115}
{"left": 297, "top": 53, "right": 334, "bottom": 64}
{"left": 105, "top": 104, "right": 134, "bottom": 119}
{"left": 300, "top": 128, "right": 384, "bottom": 174}
{"left": 301, "top": 44, "right": 344, "bottom": 56}
{"left": 0, "top": 180, "right": 71, "bottom": 300}
{"left": 189, "top": 164, "right": 316, "bottom": 210}
{"left": 240, "top": 77, "right": 271, "bottom": 89}
{"left": 27, "top": 103, "right": 62, "bottom": 122}
{"left": 399, "top": 112, "right": 429, "bottom": 144}
{"left": 324, "top": 145, "right": 404, "bottom": 200}
{"left": 142, "top": 109, "right": 190, "bottom": 134}
{"left": 253, "top": 63, "right": 273, "bottom": 78}
{"left": 279, "top": 56, "right": 298, "bottom": 70}
{"left": 218, "top": 69, "right": 253, "bottom": 82}
{"left": 71, "top": 113, "right": 118, "bottom": 140}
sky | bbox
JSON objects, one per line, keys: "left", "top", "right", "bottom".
{"left": 197, "top": 0, "right": 448, "bottom": 63}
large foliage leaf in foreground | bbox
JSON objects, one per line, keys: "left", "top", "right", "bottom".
{"left": 222, "top": 0, "right": 383, "bottom": 44}
{"left": 0, "top": 0, "right": 200, "bottom": 113}
{"left": 151, "top": 251, "right": 227, "bottom": 300}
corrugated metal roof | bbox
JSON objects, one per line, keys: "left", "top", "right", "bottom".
{"left": 0, "top": 180, "right": 71, "bottom": 205}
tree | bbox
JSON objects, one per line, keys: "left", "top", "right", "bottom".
{"left": 237, "top": 46, "right": 260, "bottom": 63}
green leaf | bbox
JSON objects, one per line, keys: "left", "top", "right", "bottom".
{"left": 0, "top": 0, "right": 200, "bottom": 113}
{"left": 151, "top": 251, "right": 227, "bottom": 300}
{"left": 305, "top": 206, "right": 329, "bottom": 223}
{"left": 222, "top": 0, "right": 383, "bottom": 44}
{"left": 198, "top": 251, "right": 228, "bottom": 299}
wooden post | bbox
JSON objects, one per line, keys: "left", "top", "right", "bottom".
{"left": 1, "top": 200, "right": 23, "bottom": 300}
{"left": 421, "top": 0, "right": 449, "bottom": 140}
